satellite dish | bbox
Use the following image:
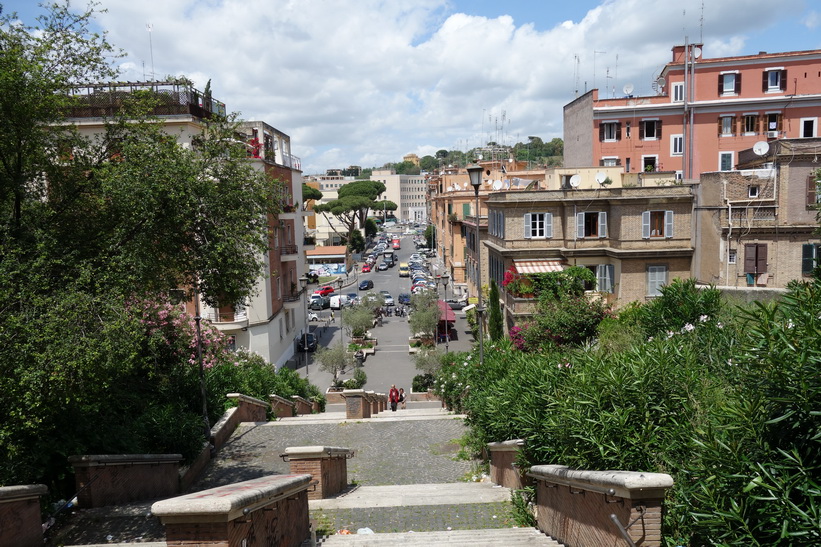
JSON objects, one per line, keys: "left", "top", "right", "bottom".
{"left": 753, "top": 141, "right": 770, "bottom": 156}
{"left": 623, "top": 83, "right": 634, "bottom": 95}
{"left": 595, "top": 172, "right": 607, "bottom": 184}
{"left": 693, "top": 47, "right": 702, "bottom": 59}
{"left": 492, "top": 180, "right": 503, "bottom": 190}
{"left": 569, "top": 174, "right": 581, "bottom": 188}
{"left": 462, "top": 182, "right": 468, "bottom": 189}
{"left": 477, "top": 154, "right": 483, "bottom": 160}
{"left": 656, "top": 76, "right": 666, "bottom": 87}
{"left": 508, "top": 157, "right": 514, "bottom": 163}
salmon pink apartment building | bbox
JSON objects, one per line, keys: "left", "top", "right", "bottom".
{"left": 564, "top": 44, "right": 821, "bottom": 178}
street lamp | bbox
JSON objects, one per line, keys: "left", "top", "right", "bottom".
{"left": 336, "top": 277, "right": 344, "bottom": 350}
{"left": 466, "top": 164, "right": 485, "bottom": 366}
{"left": 299, "top": 276, "right": 309, "bottom": 376}
{"left": 441, "top": 273, "right": 450, "bottom": 354}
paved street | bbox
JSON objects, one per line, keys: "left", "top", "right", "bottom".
{"left": 296, "top": 233, "right": 474, "bottom": 396}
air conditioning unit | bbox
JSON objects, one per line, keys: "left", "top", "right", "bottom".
{"left": 767, "top": 131, "right": 779, "bottom": 138}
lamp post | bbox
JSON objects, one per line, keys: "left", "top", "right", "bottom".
{"left": 442, "top": 273, "right": 450, "bottom": 354}
{"left": 193, "top": 290, "right": 211, "bottom": 445}
{"left": 336, "top": 277, "right": 344, "bottom": 351}
{"left": 300, "top": 276, "right": 309, "bottom": 376}
{"left": 466, "top": 164, "right": 485, "bottom": 366}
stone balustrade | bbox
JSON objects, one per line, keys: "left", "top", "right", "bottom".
{"left": 68, "top": 454, "right": 182, "bottom": 509}
{"left": 340, "top": 389, "right": 370, "bottom": 419}
{"left": 364, "top": 390, "right": 380, "bottom": 415}
{"left": 487, "top": 439, "right": 528, "bottom": 490}
{"left": 269, "top": 394, "right": 296, "bottom": 418}
{"left": 0, "top": 484, "right": 48, "bottom": 547}
{"left": 529, "top": 465, "right": 673, "bottom": 547}
{"left": 280, "top": 446, "right": 355, "bottom": 500}
{"left": 151, "top": 474, "right": 311, "bottom": 547}
{"left": 291, "top": 395, "right": 313, "bottom": 415}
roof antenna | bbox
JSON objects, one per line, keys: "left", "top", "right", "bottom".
{"left": 700, "top": 0, "right": 704, "bottom": 44}
{"left": 146, "top": 23, "right": 155, "bottom": 81}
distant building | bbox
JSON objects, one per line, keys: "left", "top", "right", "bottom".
{"left": 564, "top": 45, "right": 821, "bottom": 178}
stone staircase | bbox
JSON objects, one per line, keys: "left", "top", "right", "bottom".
{"left": 54, "top": 403, "right": 561, "bottom": 546}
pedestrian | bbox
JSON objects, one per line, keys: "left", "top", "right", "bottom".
{"left": 399, "top": 388, "right": 406, "bottom": 410}
{"left": 389, "top": 384, "right": 399, "bottom": 412}
{"left": 330, "top": 310, "right": 335, "bottom": 322}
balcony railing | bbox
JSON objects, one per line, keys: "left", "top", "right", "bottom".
{"left": 206, "top": 310, "right": 247, "bottom": 323}
{"left": 280, "top": 244, "right": 298, "bottom": 255}
{"left": 66, "top": 81, "right": 226, "bottom": 120}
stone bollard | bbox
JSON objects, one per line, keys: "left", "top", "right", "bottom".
{"left": 529, "top": 465, "right": 673, "bottom": 547}
{"left": 281, "top": 446, "right": 355, "bottom": 500}
{"left": 487, "top": 439, "right": 528, "bottom": 489}
{"left": 0, "top": 485, "right": 48, "bottom": 547}
{"left": 152, "top": 474, "right": 311, "bottom": 547}
{"left": 365, "top": 390, "right": 380, "bottom": 415}
{"left": 340, "top": 389, "right": 370, "bottom": 419}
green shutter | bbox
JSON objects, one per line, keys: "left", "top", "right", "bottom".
{"left": 463, "top": 203, "right": 471, "bottom": 218}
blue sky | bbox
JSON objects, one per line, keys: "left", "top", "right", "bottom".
{"left": 4, "top": 0, "right": 820, "bottom": 174}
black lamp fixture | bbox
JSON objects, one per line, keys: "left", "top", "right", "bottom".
{"left": 299, "top": 276, "right": 309, "bottom": 373}
{"left": 465, "top": 164, "right": 485, "bottom": 366}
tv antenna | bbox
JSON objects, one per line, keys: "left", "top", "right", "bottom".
{"left": 146, "top": 23, "right": 155, "bottom": 81}
{"left": 594, "top": 50, "right": 606, "bottom": 90}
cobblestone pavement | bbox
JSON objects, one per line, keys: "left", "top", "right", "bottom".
{"left": 313, "top": 502, "right": 515, "bottom": 535}
{"left": 195, "top": 414, "right": 473, "bottom": 490}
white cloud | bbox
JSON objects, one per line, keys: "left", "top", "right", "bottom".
{"left": 53, "top": 0, "right": 812, "bottom": 173}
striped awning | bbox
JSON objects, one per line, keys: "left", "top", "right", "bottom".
{"left": 513, "top": 260, "right": 565, "bottom": 274}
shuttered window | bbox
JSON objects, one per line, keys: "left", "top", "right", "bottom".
{"left": 596, "top": 264, "right": 615, "bottom": 293}
{"left": 642, "top": 211, "right": 674, "bottom": 238}
{"left": 523, "top": 213, "right": 552, "bottom": 239}
{"left": 744, "top": 244, "right": 767, "bottom": 274}
{"left": 576, "top": 212, "right": 607, "bottom": 238}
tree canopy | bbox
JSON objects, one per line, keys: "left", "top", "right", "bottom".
{"left": 314, "top": 180, "right": 390, "bottom": 242}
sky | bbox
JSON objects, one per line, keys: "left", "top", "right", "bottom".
{"left": 5, "top": 0, "right": 821, "bottom": 175}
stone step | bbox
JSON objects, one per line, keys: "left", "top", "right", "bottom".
{"left": 313, "top": 527, "right": 563, "bottom": 546}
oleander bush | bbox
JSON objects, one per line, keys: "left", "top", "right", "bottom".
{"left": 435, "top": 278, "right": 820, "bottom": 545}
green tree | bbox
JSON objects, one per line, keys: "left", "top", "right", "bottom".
{"left": 314, "top": 180, "right": 387, "bottom": 243}
{"left": 419, "top": 155, "right": 437, "bottom": 172}
{"left": 395, "top": 161, "right": 420, "bottom": 175}
{"left": 315, "top": 343, "right": 354, "bottom": 384}
{"left": 424, "top": 225, "right": 436, "bottom": 249}
{"left": 342, "top": 305, "right": 375, "bottom": 338}
{"left": 302, "top": 183, "right": 323, "bottom": 203}
{"left": 348, "top": 228, "right": 365, "bottom": 253}
{"left": 488, "top": 279, "right": 504, "bottom": 341}
{"left": 409, "top": 290, "right": 440, "bottom": 339}
{"left": 364, "top": 218, "right": 378, "bottom": 238}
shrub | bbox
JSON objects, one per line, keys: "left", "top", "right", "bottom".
{"left": 343, "top": 368, "right": 367, "bottom": 390}
{"left": 412, "top": 373, "right": 435, "bottom": 392}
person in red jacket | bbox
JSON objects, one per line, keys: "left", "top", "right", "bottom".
{"left": 389, "top": 384, "right": 400, "bottom": 412}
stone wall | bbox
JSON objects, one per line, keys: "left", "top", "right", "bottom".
{"left": 530, "top": 464, "right": 672, "bottom": 547}
{"left": 283, "top": 446, "right": 353, "bottom": 500}
{"left": 0, "top": 485, "right": 47, "bottom": 547}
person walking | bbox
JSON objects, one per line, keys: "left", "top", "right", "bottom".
{"left": 398, "top": 388, "right": 406, "bottom": 410}
{"left": 389, "top": 384, "right": 400, "bottom": 412}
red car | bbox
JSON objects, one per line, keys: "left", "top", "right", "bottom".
{"left": 313, "top": 285, "right": 335, "bottom": 297}
{"left": 361, "top": 263, "right": 372, "bottom": 273}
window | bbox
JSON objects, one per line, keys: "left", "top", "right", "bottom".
{"left": 642, "top": 156, "right": 658, "bottom": 172}
{"left": 596, "top": 264, "right": 615, "bottom": 293}
{"left": 672, "top": 82, "right": 684, "bottom": 102}
{"left": 524, "top": 212, "right": 553, "bottom": 239}
{"left": 671, "top": 134, "right": 683, "bottom": 156}
{"left": 719, "top": 72, "right": 741, "bottom": 95}
{"left": 748, "top": 185, "right": 760, "bottom": 198}
{"left": 600, "top": 122, "right": 621, "bottom": 142}
{"left": 744, "top": 243, "right": 767, "bottom": 274}
{"left": 719, "top": 116, "right": 736, "bottom": 136}
{"left": 490, "top": 210, "right": 505, "bottom": 238}
{"left": 743, "top": 114, "right": 758, "bottom": 134}
{"left": 576, "top": 212, "right": 607, "bottom": 238}
{"left": 642, "top": 210, "right": 674, "bottom": 238}
{"left": 728, "top": 249, "right": 737, "bottom": 265}
{"left": 640, "top": 120, "right": 661, "bottom": 140}
{"left": 807, "top": 175, "right": 821, "bottom": 208}
{"left": 601, "top": 157, "right": 619, "bottom": 167}
{"left": 800, "top": 118, "right": 817, "bottom": 138}
{"left": 647, "top": 265, "right": 667, "bottom": 297}
{"left": 763, "top": 69, "right": 787, "bottom": 92}
{"left": 765, "top": 113, "right": 782, "bottom": 136}
{"left": 719, "top": 152, "right": 734, "bottom": 171}
{"left": 802, "top": 244, "right": 821, "bottom": 275}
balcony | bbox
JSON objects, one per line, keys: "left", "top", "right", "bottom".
{"left": 283, "top": 290, "right": 304, "bottom": 310}
{"left": 206, "top": 309, "right": 248, "bottom": 331}
{"left": 280, "top": 244, "right": 299, "bottom": 261}
{"left": 503, "top": 291, "right": 538, "bottom": 317}
{"left": 303, "top": 236, "right": 316, "bottom": 251}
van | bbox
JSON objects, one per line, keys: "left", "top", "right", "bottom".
{"left": 398, "top": 263, "right": 410, "bottom": 277}
{"left": 329, "top": 294, "right": 350, "bottom": 310}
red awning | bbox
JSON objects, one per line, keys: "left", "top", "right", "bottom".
{"left": 513, "top": 259, "right": 565, "bottom": 274}
{"left": 437, "top": 300, "right": 456, "bottom": 323}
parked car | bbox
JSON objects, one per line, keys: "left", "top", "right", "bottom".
{"left": 380, "top": 291, "right": 394, "bottom": 306}
{"left": 313, "top": 285, "right": 335, "bottom": 297}
{"left": 446, "top": 299, "right": 468, "bottom": 310}
{"left": 308, "top": 311, "right": 319, "bottom": 321}
{"left": 361, "top": 263, "right": 372, "bottom": 273}
{"left": 398, "top": 293, "right": 411, "bottom": 305}
{"left": 359, "top": 279, "right": 374, "bottom": 290}
{"left": 309, "top": 296, "right": 330, "bottom": 310}
{"left": 347, "top": 293, "right": 360, "bottom": 305}
{"left": 377, "top": 262, "right": 389, "bottom": 271}
{"left": 330, "top": 294, "right": 351, "bottom": 310}
{"left": 297, "top": 333, "right": 317, "bottom": 352}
